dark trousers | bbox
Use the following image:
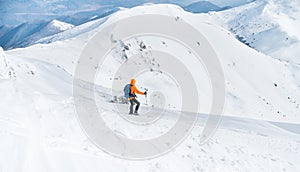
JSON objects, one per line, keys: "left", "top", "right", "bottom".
{"left": 129, "top": 98, "right": 140, "bottom": 113}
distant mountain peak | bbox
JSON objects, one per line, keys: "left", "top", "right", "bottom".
{"left": 48, "top": 20, "right": 74, "bottom": 31}
{"left": 183, "top": 1, "right": 221, "bottom": 13}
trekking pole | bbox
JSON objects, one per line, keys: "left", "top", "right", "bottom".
{"left": 144, "top": 88, "right": 148, "bottom": 105}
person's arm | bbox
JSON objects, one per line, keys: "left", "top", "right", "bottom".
{"left": 132, "top": 85, "right": 145, "bottom": 95}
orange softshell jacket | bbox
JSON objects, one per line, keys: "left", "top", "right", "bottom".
{"left": 129, "top": 79, "right": 145, "bottom": 100}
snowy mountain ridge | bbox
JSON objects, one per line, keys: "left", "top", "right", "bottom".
{"left": 48, "top": 20, "right": 74, "bottom": 31}
{"left": 0, "top": 2, "right": 300, "bottom": 172}
{"left": 5, "top": 3, "right": 300, "bottom": 122}
{"left": 0, "top": 0, "right": 256, "bottom": 50}
{"left": 0, "top": 19, "right": 75, "bottom": 50}
{"left": 209, "top": 0, "right": 300, "bottom": 63}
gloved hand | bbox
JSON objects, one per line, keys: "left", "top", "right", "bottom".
{"left": 144, "top": 91, "right": 147, "bottom": 95}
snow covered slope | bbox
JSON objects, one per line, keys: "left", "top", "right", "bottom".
{"left": 7, "top": 3, "right": 300, "bottom": 122}
{"left": 210, "top": 0, "right": 300, "bottom": 64}
{"left": 1, "top": 3, "right": 300, "bottom": 172}
{"left": 1, "top": 35, "right": 300, "bottom": 171}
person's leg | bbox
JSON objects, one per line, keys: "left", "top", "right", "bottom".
{"left": 129, "top": 99, "right": 135, "bottom": 114}
{"left": 133, "top": 98, "right": 140, "bottom": 113}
